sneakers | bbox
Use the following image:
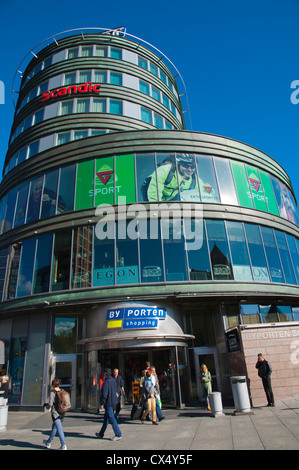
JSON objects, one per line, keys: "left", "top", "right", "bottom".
{"left": 43, "top": 439, "right": 51, "bottom": 449}
{"left": 43, "top": 440, "right": 67, "bottom": 450}
{"left": 111, "top": 436, "right": 122, "bottom": 441}
{"left": 95, "top": 432, "right": 104, "bottom": 438}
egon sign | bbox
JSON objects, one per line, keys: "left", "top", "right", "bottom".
{"left": 41, "top": 82, "right": 101, "bottom": 101}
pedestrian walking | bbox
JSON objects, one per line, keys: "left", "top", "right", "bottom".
{"left": 140, "top": 370, "right": 158, "bottom": 425}
{"left": 43, "top": 378, "right": 67, "bottom": 450}
{"left": 256, "top": 353, "right": 275, "bottom": 406}
{"left": 150, "top": 366, "right": 165, "bottom": 421}
{"left": 200, "top": 364, "right": 212, "bottom": 410}
{"left": 96, "top": 368, "right": 122, "bottom": 441}
{"left": 113, "top": 368, "right": 125, "bottom": 420}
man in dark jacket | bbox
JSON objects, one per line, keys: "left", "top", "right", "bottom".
{"left": 256, "top": 353, "right": 275, "bottom": 407}
{"left": 96, "top": 368, "right": 122, "bottom": 441}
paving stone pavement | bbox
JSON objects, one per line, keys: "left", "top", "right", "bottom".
{"left": 1, "top": 395, "right": 299, "bottom": 453}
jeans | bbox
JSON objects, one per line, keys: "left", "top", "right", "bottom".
{"left": 262, "top": 376, "right": 275, "bottom": 405}
{"left": 48, "top": 418, "right": 66, "bottom": 446}
{"left": 99, "top": 406, "right": 122, "bottom": 437}
{"left": 156, "top": 399, "right": 162, "bottom": 420}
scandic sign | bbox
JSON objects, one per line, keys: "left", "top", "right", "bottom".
{"left": 41, "top": 82, "right": 101, "bottom": 101}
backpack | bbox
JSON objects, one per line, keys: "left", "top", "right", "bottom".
{"left": 55, "top": 389, "right": 71, "bottom": 414}
{"left": 141, "top": 158, "right": 176, "bottom": 201}
{"left": 141, "top": 157, "right": 196, "bottom": 201}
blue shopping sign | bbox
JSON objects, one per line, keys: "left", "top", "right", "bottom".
{"left": 122, "top": 318, "right": 159, "bottom": 330}
{"left": 106, "top": 307, "right": 166, "bottom": 321}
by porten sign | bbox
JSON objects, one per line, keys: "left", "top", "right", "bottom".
{"left": 41, "top": 82, "right": 101, "bottom": 101}
{"left": 106, "top": 307, "right": 167, "bottom": 330}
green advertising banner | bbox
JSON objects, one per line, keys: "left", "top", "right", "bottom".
{"left": 231, "top": 161, "right": 254, "bottom": 208}
{"left": 115, "top": 154, "right": 136, "bottom": 204}
{"left": 246, "top": 165, "right": 268, "bottom": 212}
{"left": 75, "top": 160, "right": 94, "bottom": 210}
{"left": 95, "top": 156, "right": 114, "bottom": 206}
{"left": 259, "top": 169, "right": 279, "bottom": 216}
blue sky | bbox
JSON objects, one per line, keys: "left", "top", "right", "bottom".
{"left": 1, "top": 0, "right": 299, "bottom": 198}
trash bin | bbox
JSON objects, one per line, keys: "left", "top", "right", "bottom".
{"left": 230, "top": 376, "right": 251, "bottom": 413}
{"left": 0, "top": 398, "right": 8, "bottom": 431}
{"left": 208, "top": 392, "right": 224, "bottom": 417}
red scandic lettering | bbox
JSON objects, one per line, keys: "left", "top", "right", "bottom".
{"left": 40, "top": 83, "right": 101, "bottom": 101}
{"left": 41, "top": 91, "right": 50, "bottom": 101}
{"left": 92, "top": 84, "right": 101, "bottom": 93}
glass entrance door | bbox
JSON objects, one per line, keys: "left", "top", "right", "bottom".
{"left": 52, "top": 354, "right": 76, "bottom": 409}
{"left": 193, "top": 347, "right": 220, "bottom": 401}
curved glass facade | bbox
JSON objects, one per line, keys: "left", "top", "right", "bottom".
{"left": 1, "top": 219, "right": 299, "bottom": 302}
{"left": 0, "top": 152, "right": 298, "bottom": 235}
{"left": 2, "top": 30, "right": 299, "bottom": 410}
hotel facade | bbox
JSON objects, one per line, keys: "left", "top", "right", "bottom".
{"left": 1, "top": 28, "right": 299, "bottom": 410}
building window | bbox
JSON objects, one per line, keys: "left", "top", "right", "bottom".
{"left": 94, "top": 70, "right": 107, "bottom": 83}
{"left": 81, "top": 46, "right": 93, "bottom": 57}
{"left": 154, "top": 113, "right": 163, "bottom": 129}
{"left": 60, "top": 100, "right": 74, "bottom": 115}
{"left": 141, "top": 107, "right": 152, "bottom": 124}
{"left": 56, "top": 132, "right": 71, "bottom": 146}
{"left": 140, "top": 80, "right": 150, "bottom": 95}
{"left": 95, "top": 45, "right": 107, "bottom": 57}
{"left": 76, "top": 98, "right": 90, "bottom": 113}
{"left": 68, "top": 47, "right": 79, "bottom": 59}
{"left": 110, "top": 72, "right": 122, "bottom": 86}
{"left": 226, "top": 221, "right": 253, "bottom": 281}
{"left": 206, "top": 219, "right": 233, "bottom": 280}
{"left": 110, "top": 47, "right": 122, "bottom": 59}
{"left": 110, "top": 99, "right": 123, "bottom": 114}
{"left": 64, "top": 72, "right": 76, "bottom": 85}
{"left": 16, "top": 238, "right": 36, "bottom": 297}
{"left": 92, "top": 98, "right": 106, "bottom": 113}
{"left": 33, "top": 233, "right": 53, "bottom": 294}
{"left": 138, "top": 56, "right": 148, "bottom": 69}
{"left": 52, "top": 230, "right": 72, "bottom": 291}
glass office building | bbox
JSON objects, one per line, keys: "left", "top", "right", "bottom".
{"left": 1, "top": 28, "right": 299, "bottom": 410}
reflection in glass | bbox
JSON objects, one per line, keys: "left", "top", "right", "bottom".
{"left": 53, "top": 317, "right": 77, "bottom": 354}
{"left": 214, "top": 158, "right": 238, "bottom": 205}
{"left": 3, "top": 187, "right": 17, "bottom": 232}
{"left": 187, "top": 220, "right": 211, "bottom": 280}
{"left": 240, "top": 304, "right": 260, "bottom": 324}
{"left": 139, "top": 220, "right": 164, "bottom": 283}
{"left": 260, "top": 227, "right": 284, "bottom": 283}
{"left": 196, "top": 155, "right": 220, "bottom": 203}
{"left": 162, "top": 219, "right": 188, "bottom": 281}
{"left": 52, "top": 230, "right": 71, "bottom": 291}
{"left": 116, "top": 221, "right": 139, "bottom": 284}
{"left": 206, "top": 220, "right": 233, "bottom": 280}
{"left": 136, "top": 153, "right": 157, "bottom": 202}
{"left": 57, "top": 165, "right": 75, "bottom": 213}
{"left": 33, "top": 233, "right": 53, "bottom": 294}
{"left": 16, "top": 238, "right": 36, "bottom": 297}
{"left": 244, "top": 223, "right": 270, "bottom": 282}
{"left": 274, "top": 230, "right": 296, "bottom": 285}
{"left": 286, "top": 234, "right": 299, "bottom": 284}
{"left": 41, "top": 169, "right": 58, "bottom": 218}
{"left": 72, "top": 226, "right": 93, "bottom": 289}
{"left": 93, "top": 227, "right": 115, "bottom": 286}
{"left": 226, "top": 221, "right": 253, "bottom": 281}
{"left": 26, "top": 175, "right": 44, "bottom": 223}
